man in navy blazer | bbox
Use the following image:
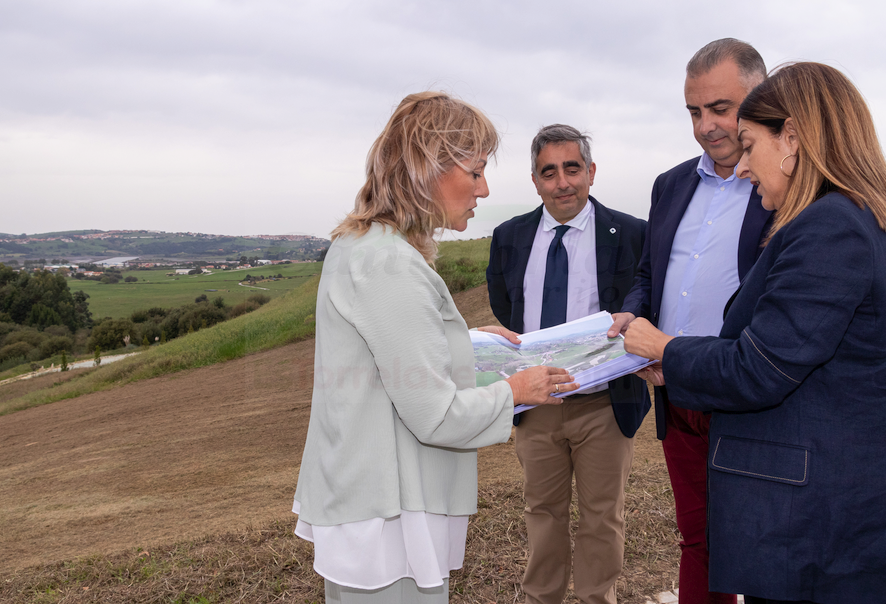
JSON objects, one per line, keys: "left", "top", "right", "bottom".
{"left": 487, "top": 124, "right": 649, "bottom": 604}
{"left": 609, "top": 39, "right": 772, "bottom": 604}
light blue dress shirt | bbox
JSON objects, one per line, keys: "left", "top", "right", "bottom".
{"left": 659, "top": 154, "right": 753, "bottom": 338}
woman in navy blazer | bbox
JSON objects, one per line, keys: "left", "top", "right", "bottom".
{"left": 624, "top": 62, "right": 886, "bottom": 604}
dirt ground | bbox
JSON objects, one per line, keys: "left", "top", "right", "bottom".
{"left": 0, "top": 285, "right": 665, "bottom": 575}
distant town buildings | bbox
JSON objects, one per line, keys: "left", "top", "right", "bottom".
{"left": 1, "top": 229, "right": 330, "bottom": 275}
{"left": 96, "top": 257, "right": 140, "bottom": 267}
{"left": 0, "top": 229, "right": 328, "bottom": 245}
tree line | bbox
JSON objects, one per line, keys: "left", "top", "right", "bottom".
{"left": 0, "top": 263, "right": 93, "bottom": 371}
{"left": 89, "top": 293, "right": 270, "bottom": 351}
{"left": 0, "top": 262, "right": 272, "bottom": 372}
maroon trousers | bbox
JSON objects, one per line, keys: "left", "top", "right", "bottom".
{"left": 662, "top": 404, "right": 736, "bottom": 604}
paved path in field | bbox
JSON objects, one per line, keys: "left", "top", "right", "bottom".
{"left": 0, "top": 352, "right": 140, "bottom": 387}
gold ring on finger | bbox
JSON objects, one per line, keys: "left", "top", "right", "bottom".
{"left": 554, "top": 383, "right": 560, "bottom": 393}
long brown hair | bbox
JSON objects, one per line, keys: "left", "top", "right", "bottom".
{"left": 332, "top": 92, "right": 499, "bottom": 262}
{"left": 737, "top": 62, "right": 886, "bottom": 238}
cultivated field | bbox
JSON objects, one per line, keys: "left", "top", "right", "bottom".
{"left": 71, "top": 262, "right": 322, "bottom": 320}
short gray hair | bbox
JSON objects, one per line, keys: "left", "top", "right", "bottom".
{"left": 686, "top": 38, "right": 767, "bottom": 90}
{"left": 530, "top": 124, "right": 592, "bottom": 177}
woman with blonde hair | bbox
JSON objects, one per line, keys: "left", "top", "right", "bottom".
{"left": 293, "top": 92, "right": 577, "bottom": 603}
{"left": 624, "top": 62, "right": 886, "bottom": 603}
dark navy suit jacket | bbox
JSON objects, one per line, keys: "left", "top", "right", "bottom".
{"left": 620, "top": 156, "right": 772, "bottom": 439}
{"left": 661, "top": 194, "right": 886, "bottom": 601}
{"left": 486, "top": 196, "right": 651, "bottom": 437}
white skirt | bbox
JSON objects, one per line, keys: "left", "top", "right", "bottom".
{"left": 292, "top": 499, "right": 469, "bottom": 590}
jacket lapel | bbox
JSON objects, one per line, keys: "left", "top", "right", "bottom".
{"left": 507, "top": 207, "right": 543, "bottom": 333}
{"left": 737, "top": 187, "right": 773, "bottom": 280}
{"left": 652, "top": 165, "right": 701, "bottom": 316}
{"left": 593, "top": 198, "right": 619, "bottom": 313}
{"left": 660, "top": 168, "right": 700, "bottom": 259}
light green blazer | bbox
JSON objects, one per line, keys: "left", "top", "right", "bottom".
{"left": 293, "top": 224, "right": 514, "bottom": 526}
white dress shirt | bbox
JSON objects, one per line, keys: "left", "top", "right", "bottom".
{"left": 522, "top": 200, "right": 605, "bottom": 394}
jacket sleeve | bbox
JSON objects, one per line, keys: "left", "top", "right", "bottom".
{"left": 620, "top": 175, "right": 663, "bottom": 320}
{"left": 662, "top": 199, "right": 874, "bottom": 412}
{"left": 352, "top": 244, "right": 513, "bottom": 449}
{"left": 486, "top": 227, "right": 513, "bottom": 330}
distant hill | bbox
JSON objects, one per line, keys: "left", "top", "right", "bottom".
{"left": 0, "top": 229, "right": 330, "bottom": 263}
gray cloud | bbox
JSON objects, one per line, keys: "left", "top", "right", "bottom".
{"left": 2, "top": 0, "right": 885, "bottom": 237}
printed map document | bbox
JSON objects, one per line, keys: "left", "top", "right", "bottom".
{"left": 470, "top": 311, "right": 655, "bottom": 414}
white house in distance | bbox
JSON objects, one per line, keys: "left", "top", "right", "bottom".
{"left": 94, "top": 256, "right": 140, "bottom": 267}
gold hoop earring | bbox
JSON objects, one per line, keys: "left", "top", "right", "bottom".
{"left": 780, "top": 154, "right": 796, "bottom": 177}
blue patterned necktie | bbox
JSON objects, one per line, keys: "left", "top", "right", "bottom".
{"left": 540, "top": 225, "right": 570, "bottom": 329}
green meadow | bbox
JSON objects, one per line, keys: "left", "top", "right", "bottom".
{"left": 71, "top": 262, "right": 322, "bottom": 319}
{"left": 68, "top": 239, "right": 494, "bottom": 320}
{"left": 0, "top": 274, "right": 321, "bottom": 416}
{"left": 1, "top": 239, "right": 493, "bottom": 415}
{"left": 435, "top": 238, "right": 492, "bottom": 293}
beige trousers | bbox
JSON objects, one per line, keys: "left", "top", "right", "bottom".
{"left": 516, "top": 391, "right": 634, "bottom": 604}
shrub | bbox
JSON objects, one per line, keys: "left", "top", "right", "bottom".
{"left": 247, "top": 293, "right": 271, "bottom": 306}
{"left": 0, "top": 354, "right": 28, "bottom": 372}
{"left": 38, "top": 335, "right": 73, "bottom": 359}
{"left": 159, "top": 307, "right": 188, "bottom": 340}
{"left": 73, "top": 328, "right": 90, "bottom": 354}
{"left": 228, "top": 300, "right": 260, "bottom": 319}
{"left": 88, "top": 318, "right": 136, "bottom": 352}
{"left": 3, "top": 327, "right": 46, "bottom": 349}
{"left": 135, "top": 321, "right": 162, "bottom": 345}
{"left": 43, "top": 324, "right": 72, "bottom": 338}
{"left": 0, "top": 322, "right": 16, "bottom": 339}
{"left": 176, "top": 304, "right": 226, "bottom": 334}
{"left": 0, "top": 341, "right": 33, "bottom": 363}
{"left": 132, "top": 307, "right": 168, "bottom": 323}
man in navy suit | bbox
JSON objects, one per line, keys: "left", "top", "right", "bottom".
{"left": 609, "top": 39, "right": 772, "bottom": 604}
{"left": 487, "top": 124, "right": 649, "bottom": 604}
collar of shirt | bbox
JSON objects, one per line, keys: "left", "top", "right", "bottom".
{"left": 540, "top": 197, "right": 594, "bottom": 233}
{"left": 696, "top": 152, "right": 739, "bottom": 184}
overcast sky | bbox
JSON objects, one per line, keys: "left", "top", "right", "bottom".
{"left": 3, "top": 0, "right": 885, "bottom": 240}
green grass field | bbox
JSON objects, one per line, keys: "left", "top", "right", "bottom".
{"left": 0, "top": 274, "right": 321, "bottom": 416}
{"left": 435, "top": 238, "right": 492, "bottom": 293}
{"left": 71, "top": 263, "right": 322, "bottom": 319}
